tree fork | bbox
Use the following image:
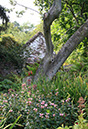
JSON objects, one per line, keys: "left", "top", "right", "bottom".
{"left": 34, "top": 0, "right": 88, "bottom": 81}
{"left": 46, "top": 19, "right": 88, "bottom": 80}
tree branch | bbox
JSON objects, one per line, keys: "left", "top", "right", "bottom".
{"left": 65, "top": 1, "right": 79, "bottom": 25}
{"left": 16, "top": 2, "right": 40, "bottom": 14}
{"left": 43, "top": 0, "right": 62, "bottom": 56}
{"left": 46, "top": 19, "right": 88, "bottom": 80}
{"left": 80, "top": 1, "right": 85, "bottom": 18}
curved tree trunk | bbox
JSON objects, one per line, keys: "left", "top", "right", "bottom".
{"left": 34, "top": 0, "right": 88, "bottom": 81}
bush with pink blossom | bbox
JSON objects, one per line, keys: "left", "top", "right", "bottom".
{"left": 0, "top": 72, "right": 88, "bottom": 129}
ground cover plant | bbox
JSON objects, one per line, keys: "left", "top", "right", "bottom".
{"left": 0, "top": 70, "right": 88, "bottom": 129}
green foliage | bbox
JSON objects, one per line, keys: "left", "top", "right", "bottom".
{"left": 34, "top": 0, "right": 53, "bottom": 14}
{"left": 0, "top": 33, "right": 24, "bottom": 69}
{"left": 57, "top": 126, "right": 71, "bottom": 129}
{"left": 2, "top": 22, "right": 34, "bottom": 44}
{"left": 29, "top": 22, "right": 43, "bottom": 39}
{"left": 73, "top": 113, "right": 88, "bottom": 129}
{"left": 0, "top": 113, "right": 23, "bottom": 129}
{"left": 56, "top": 113, "right": 88, "bottom": 129}
{"left": 9, "top": 114, "right": 22, "bottom": 129}
{"left": 57, "top": 114, "right": 88, "bottom": 129}
{"left": 22, "top": 63, "right": 39, "bottom": 77}
{"left": 0, "top": 78, "right": 21, "bottom": 92}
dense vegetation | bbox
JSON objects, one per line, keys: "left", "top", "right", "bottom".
{"left": 0, "top": 0, "right": 88, "bottom": 128}
{"left": 0, "top": 70, "right": 88, "bottom": 129}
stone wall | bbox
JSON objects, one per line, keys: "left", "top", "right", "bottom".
{"left": 23, "top": 32, "right": 46, "bottom": 64}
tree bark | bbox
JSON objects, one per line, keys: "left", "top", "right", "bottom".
{"left": 43, "top": 0, "right": 62, "bottom": 56}
{"left": 34, "top": 0, "right": 88, "bottom": 81}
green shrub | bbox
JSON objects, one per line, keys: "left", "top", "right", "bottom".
{"left": 0, "top": 79, "right": 21, "bottom": 92}
{"left": 0, "top": 34, "right": 24, "bottom": 69}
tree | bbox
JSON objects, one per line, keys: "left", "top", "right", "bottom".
{"left": 34, "top": 0, "right": 88, "bottom": 81}
{"left": 0, "top": 5, "right": 9, "bottom": 31}
{"left": 0, "top": 5, "right": 9, "bottom": 25}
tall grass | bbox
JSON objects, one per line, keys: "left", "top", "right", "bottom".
{"left": 34, "top": 71, "right": 88, "bottom": 104}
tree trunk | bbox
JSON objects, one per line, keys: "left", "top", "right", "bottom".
{"left": 34, "top": 0, "right": 88, "bottom": 81}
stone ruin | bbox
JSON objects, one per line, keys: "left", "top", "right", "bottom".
{"left": 23, "top": 32, "right": 47, "bottom": 84}
{"left": 23, "top": 32, "right": 46, "bottom": 65}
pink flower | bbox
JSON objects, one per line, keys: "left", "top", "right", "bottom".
{"left": 45, "top": 104, "right": 48, "bottom": 107}
{"left": 53, "top": 114, "right": 55, "bottom": 117}
{"left": 39, "top": 113, "right": 44, "bottom": 118}
{"left": 28, "top": 86, "right": 31, "bottom": 89}
{"left": 49, "top": 101, "right": 51, "bottom": 104}
{"left": 3, "top": 100, "right": 8, "bottom": 103}
{"left": 41, "top": 106, "right": 44, "bottom": 109}
{"left": 21, "top": 91, "right": 24, "bottom": 94}
{"left": 28, "top": 98, "right": 33, "bottom": 100}
{"left": 59, "top": 113, "right": 64, "bottom": 116}
{"left": 12, "top": 94, "right": 14, "bottom": 97}
{"left": 66, "top": 98, "right": 71, "bottom": 102}
{"left": 22, "top": 83, "right": 26, "bottom": 87}
{"left": 45, "top": 115, "right": 49, "bottom": 118}
{"left": 46, "top": 113, "right": 49, "bottom": 115}
{"left": 61, "top": 100, "right": 64, "bottom": 103}
{"left": 55, "top": 92, "right": 59, "bottom": 96}
{"left": 26, "top": 101, "right": 32, "bottom": 104}
{"left": 9, "top": 110, "right": 13, "bottom": 112}
{"left": 28, "top": 91, "right": 31, "bottom": 93}
{"left": 41, "top": 101, "right": 45, "bottom": 105}
{"left": 8, "top": 89, "right": 12, "bottom": 91}
{"left": 33, "top": 108, "right": 37, "bottom": 112}
{"left": 50, "top": 103, "right": 54, "bottom": 106}
{"left": 54, "top": 104, "right": 57, "bottom": 107}
{"left": 3, "top": 93, "right": 7, "bottom": 97}
{"left": 28, "top": 101, "right": 32, "bottom": 104}
{"left": 27, "top": 112, "right": 29, "bottom": 114}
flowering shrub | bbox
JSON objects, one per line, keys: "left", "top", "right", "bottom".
{"left": 0, "top": 83, "right": 79, "bottom": 129}
{"left": 0, "top": 72, "right": 88, "bottom": 129}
